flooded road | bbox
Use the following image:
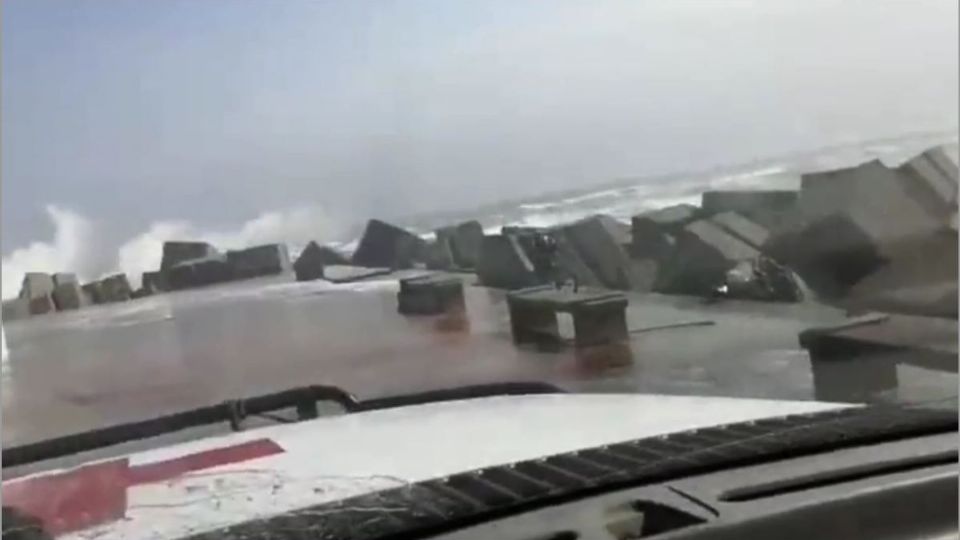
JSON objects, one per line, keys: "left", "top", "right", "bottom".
{"left": 3, "top": 274, "right": 957, "bottom": 447}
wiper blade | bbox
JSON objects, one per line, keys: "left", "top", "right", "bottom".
{"left": 2, "top": 381, "right": 564, "bottom": 468}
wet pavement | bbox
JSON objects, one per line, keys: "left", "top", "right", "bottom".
{"left": 2, "top": 273, "right": 957, "bottom": 448}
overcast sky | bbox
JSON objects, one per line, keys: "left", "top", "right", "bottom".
{"left": 3, "top": 0, "right": 958, "bottom": 254}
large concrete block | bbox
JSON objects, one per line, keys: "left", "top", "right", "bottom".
{"left": 2, "top": 298, "right": 31, "bottom": 322}
{"left": 765, "top": 214, "right": 885, "bottom": 299}
{"left": 702, "top": 190, "right": 798, "bottom": 217}
{"left": 559, "top": 216, "right": 644, "bottom": 291}
{"left": 99, "top": 274, "right": 133, "bottom": 302}
{"left": 227, "top": 244, "right": 291, "bottom": 279}
{"left": 654, "top": 219, "right": 759, "bottom": 296}
{"left": 141, "top": 271, "right": 169, "bottom": 293}
{"left": 631, "top": 204, "right": 699, "bottom": 259}
{"left": 52, "top": 273, "right": 78, "bottom": 287}
{"left": 321, "top": 265, "right": 392, "bottom": 284}
{"left": 351, "top": 219, "right": 428, "bottom": 269}
{"left": 293, "top": 241, "right": 350, "bottom": 281}
{"left": 799, "top": 160, "right": 942, "bottom": 254}
{"left": 19, "top": 273, "right": 54, "bottom": 300}
{"left": 842, "top": 230, "right": 958, "bottom": 318}
{"left": 52, "top": 283, "right": 87, "bottom": 311}
{"left": 476, "top": 235, "right": 540, "bottom": 290}
{"left": 28, "top": 295, "right": 55, "bottom": 315}
{"left": 435, "top": 221, "right": 485, "bottom": 269}
{"left": 422, "top": 240, "right": 455, "bottom": 271}
{"left": 160, "top": 241, "right": 220, "bottom": 271}
{"left": 168, "top": 255, "right": 234, "bottom": 290}
{"left": 710, "top": 211, "right": 770, "bottom": 249}
{"left": 895, "top": 146, "right": 958, "bottom": 220}
{"left": 81, "top": 283, "right": 104, "bottom": 304}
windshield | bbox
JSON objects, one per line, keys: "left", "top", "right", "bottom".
{"left": 1, "top": 1, "right": 957, "bottom": 538}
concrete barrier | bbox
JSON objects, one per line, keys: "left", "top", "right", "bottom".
{"left": 560, "top": 216, "right": 645, "bottom": 291}
{"left": 161, "top": 241, "right": 220, "bottom": 271}
{"left": 227, "top": 244, "right": 291, "bottom": 279}
{"left": 2, "top": 298, "right": 31, "bottom": 322}
{"left": 19, "top": 273, "right": 54, "bottom": 300}
{"left": 293, "top": 242, "right": 350, "bottom": 281}
{"left": 168, "top": 255, "right": 234, "bottom": 290}
{"left": 99, "top": 274, "right": 133, "bottom": 302}
{"left": 52, "top": 283, "right": 87, "bottom": 311}
{"left": 352, "top": 219, "right": 427, "bottom": 269}
{"left": 476, "top": 235, "right": 540, "bottom": 290}
{"left": 630, "top": 204, "right": 699, "bottom": 259}
{"left": 654, "top": 219, "right": 759, "bottom": 296}
{"left": 436, "top": 221, "right": 485, "bottom": 269}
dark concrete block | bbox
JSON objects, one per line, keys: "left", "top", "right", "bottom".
{"left": 630, "top": 204, "right": 699, "bottom": 259}
{"left": 81, "top": 283, "right": 104, "bottom": 304}
{"left": 52, "top": 283, "right": 86, "bottom": 311}
{"left": 168, "top": 256, "right": 234, "bottom": 290}
{"left": 702, "top": 190, "right": 798, "bottom": 217}
{"left": 52, "top": 273, "right": 78, "bottom": 287}
{"left": 765, "top": 214, "right": 885, "bottom": 299}
{"left": 227, "top": 244, "right": 291, "bottom": 279}
{"left": 19, "top": 273, "right": 54, "bottom": 300}
{"left": 423, "top": 240, "right": 455, "bottom": 271}
{"left": 895, "top": 146, "right": 958, "bottom": 220}
{"left": 293, "top": 241, "right": 350, "bottom": 282}
{"left": 476, "top": 235, "right": 540, "bottom": 290}
{"left": 130, "top": 288, "right": 153, "bottom": 300}
{"left": 654, "top": 219, "right": 759, "bottom": 296}
{"left": 2, "top": 298, "right": 31, "bottom": 322}
{"left": 560, "top": 216, "right": 641, "bottom": 291}
{"left": 161, "top": 241, "right": 220, "bottom": 271}
{"left": 397, "top": 275, "right": 465, "bottom": 315}
{"left": 142, "top": 271, "right": 169, "bottom": 293}
{"left": 436, "top": 221, "right": 485, "bottom": 269}
{"left": 99, "top": 274, "right": 133, "bottom": 302}
{"left": 352, "top": 219, "right": 428, "bottom": 269}
{"left": 28, "top": 295, "right": 55, "bottom": 315}
{"left": 710, "top": 211, "right": 770, "bottom": 249}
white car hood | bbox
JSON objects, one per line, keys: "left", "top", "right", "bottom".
{"left": 4, "top": 393, "right": 846, "bottom": 540}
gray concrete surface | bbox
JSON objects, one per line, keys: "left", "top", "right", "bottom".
{"left": 2, "top": 273, "right": 956, "bottom": 449}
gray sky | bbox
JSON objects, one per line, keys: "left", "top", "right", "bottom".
{"left": 2, "top": 1, "right": 958, "bottom": 278}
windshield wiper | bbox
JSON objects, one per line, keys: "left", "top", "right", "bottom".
{"left": 2, "top": 381, "right": 564, "bottom": 468}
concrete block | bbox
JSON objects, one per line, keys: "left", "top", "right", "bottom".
{"left": 560, "top": 216, "right": 654, "bottom": 291}
{"left": 710, "top": 211, "right": 770, "bottom": 249}
{"left": 99, "top": 274, "right": 132, "bottom": 302}
{"left": 630, "top": 204, "right": 699, "bottom": 259}
{"left": 436, "top": 221, "right": 485, "bottom": 269}
{"left": 799, "top": 160, "right": 942, "bottom": 255}
{"left": 2, "top": 298, "right": 31, "bottom": 322}
{"left": 423, "top": 240, "right": 455, "bottom": 271}
{"left": 765, "top": 214, "right": 885, "bottom": 299}
{"left": 293, "top": 241, "right": 349, "bottom": 282}
{"left": 81, "top": 283, "right": 103, "bottom": 304}
{"left": 168, "top": 255, "right": 234, "bottom": 290}
{"left": 895, "top": 146, "right": 958, "bottom": 219}
{"left": 160, "top": 241, "right": 220, "bottom": 271}
{"left": 52, "top": 273, "right": 78, "bottom": 287}
{"left": 227, "top": 244, "right": 291, "bottom": 279}
{"left": 351, "top": 219, "right": 427, "bottom": 269}
{"left": 842, "top": 230, "right": 958, "bottom": 318}
{"left": 52, "top": 283, "right": 87, "bottom": 311}
{"left": 28, "top": 295, "right": 55, "bottom": 315}
{"left": 397, "top": 275, "right": 465, "bottom": 315}
{"left": 654, "top": 219, "right": 759, "bottom": 296}
{"left": 19, "top": 273, "right": 54, "bottom": 300}
{"left": 130, "top": 288, "right": 153, "bottom": 299}
{"left": 702, "top": 190, "right": 797, "bottom": 217}
{"left": 141, "top": 271, "right": 169, "bottom": 293}
{"left": 476, "top": 235, "right": 540, "bottom": 290}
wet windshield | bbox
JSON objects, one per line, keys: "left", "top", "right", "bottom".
{"left": 1, "top": 0, "right": 957, "bottom": 537}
